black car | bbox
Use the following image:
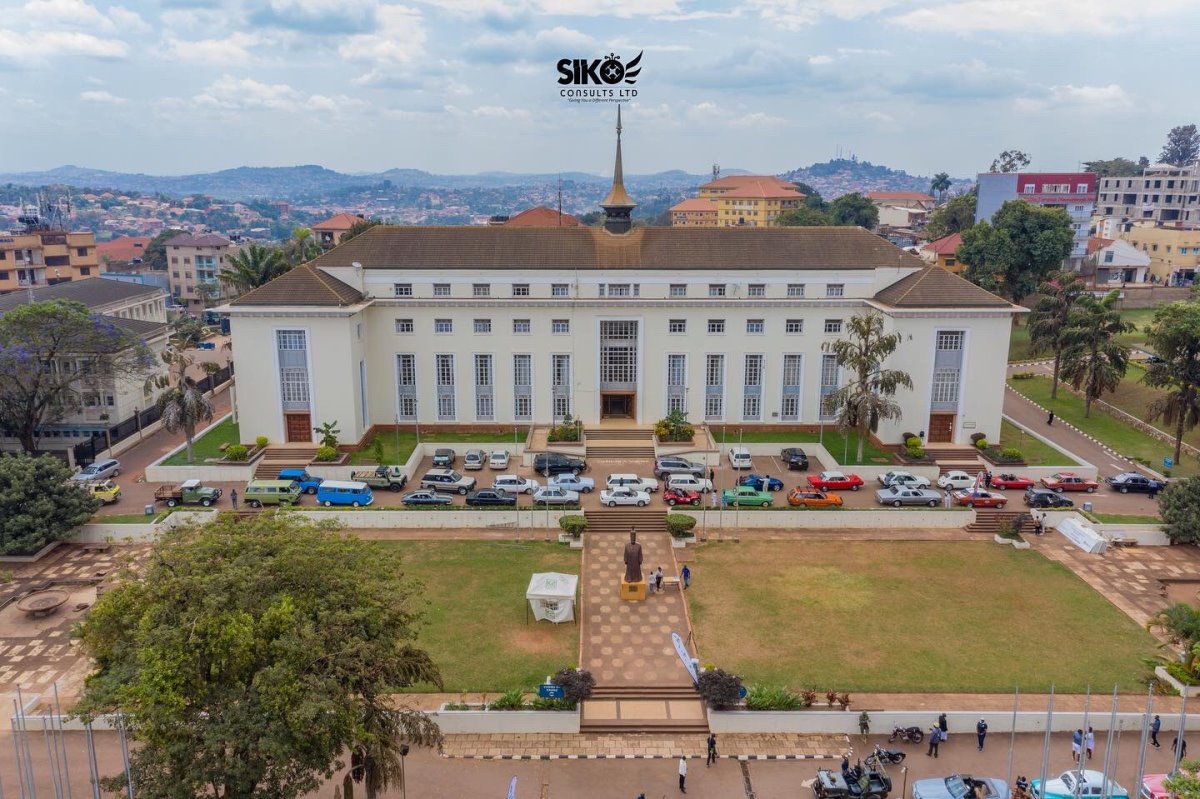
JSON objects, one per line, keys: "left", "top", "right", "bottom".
{"left": 780, "top": 447, "right": 809, "bottom": 470}
{"left": 1024, "top": 487, "right": 1074, "bottom": 508}
{"left": 533, "top": 453, "right": 589, "bottom": 476}
{"left": 466, "top": 489, "right": 517, "bottom": 506}
{"left": 401, "top": 489, "right": 453, "bottom": 506}
{"left": 1105, "top": 472, "right": 1167, "bottom": 494}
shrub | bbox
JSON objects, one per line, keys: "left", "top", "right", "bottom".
{"left": 970, "top": 432, "right": 986, "bottom": 444}
{"left": 370, "top": 437, "right": 385, "bottom": 464}
{"left": 313, "top": 445, "right": 339, "bottom": 462}
{"left": 697, "top": 669, "right": 743, "bottom": 710}
{"left": 1165, "top": 661, "right": 1200, "bottom": 686}
{"left": 745, "top": 685, "right": 804, "bottom": 711}
{"left": 1, "top": 454, "right": 100, "bottom": 556}
{"left": 255, "top": 435, "right": 268, "bottom": 449}
{"left": 901, "top": 432, "right": 916, "bottom": 443}
{"left": 904, "top": 436, "right": 926, "bottom": 459}
{"left": 799, "top": 687, "right": 818, "bottom": 707}
{"left": 975, "top": 438, "right": 989, "bottom": 450}
{"left": 223, "top": 444, "right": 249, "bottom": 462}
{"left": 314, "top": 421, "right": 340, "bottom": 449}
{"left": 487, "top": 689, "right": 528, "bottom": 711}
{"left": 655, "top": 410, "right": 695, "bottom": 442}
{"left": 1010, "top": 371, "right": 1036, "bottom": 380}
{"left": 547, "top": 415, "right": 583, "bottom": 443}
{"left": 825, "top": 690, "right": 838, "bottom": 707}
{"left": 531, "top": 697, "right": 576, "bottom": 711}
{"left": 442, "top": 701, "right": 471, "bottom": 711}
{"left": 837, "top": 692, "right": 852, "bottom": 710}
{"left": 551, "top": 667, "right": 596, "bottom": 703}
{"left": 1000, "top": 447, "right": 1023, "bottom": 461}
{"left": 665, "top": 514, "right": 697, "bottom": 537}
{"left": 558, "top": 515, "right": 588, "bottom": 537}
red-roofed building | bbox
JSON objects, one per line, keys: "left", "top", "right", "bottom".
{"left": 866, "top": 191, "right": 936, "bottom": 211}
{"left": 919, "top": 232, "right": 964, "bottom": 273}
{"left": 685, "top": 174, "right": 805, "bottom": 227}
{"left": 313, "top": 212, "right": 366, "bottom": 248}
{"left": 96, "top": 236, "right": 152, "bottom": 268}
{"left": 504, "top": 206, "right": 582, "bottom": 227}
{"left": 669, "top": 198, "right": 718, "bottom": 227}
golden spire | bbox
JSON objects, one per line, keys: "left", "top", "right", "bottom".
{"left": 601, "top": 105, "right": 635, "bottom": 210}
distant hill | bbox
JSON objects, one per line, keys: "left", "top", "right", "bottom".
{"left": 779, "top": 158, "right": 973, "bottom": 200}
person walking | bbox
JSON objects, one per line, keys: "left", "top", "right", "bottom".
{"left": 707, "top": 733, "right": 718, "bottom": 766}
{"left": 655, "top": 566, "right": 664, "bottom": 594}
{"left": 678, "top": 756, "right": 688, "bottom": 793}
{"left": 1047, "top": 411, "right": 1055, "bottom": 426}
{"left": 1172, "top": 736, "right": 1187, "bottom": 760}
{"left": 1151, "top": 715, "right": 1161, "bottom": 748}
{"left": 230, "top": 488, "right": 238, "bottom": 509}
{"left": 1086, "top": 727, "right": 1095, "bottom": 760}
{"left": 976, "top": 718, "right": 988, "bottom": 751}
{"left": 1071, "top": 729, "right": 1083, "bottom": 763}
{"left": 681, "top": 564, "right": 691, "bottom": 590}
{"left": 927, "top": 725, "right": 941, "bottom": 758}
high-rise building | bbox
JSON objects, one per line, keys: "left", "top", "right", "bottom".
{"left": 1096, "top": 162, "right": 1200, "bottom": 228}
{"left": 164, "top": 233, "right": 233, "bottom": 310}
{"left": 0, "top": 203, "right": 102, "bottom": 293}
{"left": 976, "top": 172, "right": 1097, "bottom": 270}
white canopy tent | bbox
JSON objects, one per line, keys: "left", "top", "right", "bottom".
{"left": 526, "top": 572, "right": 579, "bottom": 624}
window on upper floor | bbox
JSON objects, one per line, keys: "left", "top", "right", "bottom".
{"left": 395, "top": 319, "right": 414, "bottom": 333}
{"left": 746, "top": 319, "right": 764, "bottom": 334}
{"left": 434, "top": 283, "right": 450, "bottom": 296}
{"left": 473, "top": 319, "right": 492, "bottom": 334}
{"left": 552, "top": 319, "right": 570, "bottom": 333}
{"left": 826, "top": 284, "right": 844, "bottom": 297}
{"left": 708, "top": 284, "right": 726, "bottom": 297}
{"left": 669, "top": 284, "right": 687, "bottom": 297}
{"left": 786, "top": 319, "right": 803, "bottom": 334}
{"left": 473, "top": 283, "right": 490, "bottom": 297}
{"left": 513, "top": 319, "right": 531, "bottom": 334}
{"left": 747, "top": 284, "right": 765, "bottom": 297}
{"left": 551, "top": 283, "right": 569, "bottom": 297}
{"left": 393, "top": 283, "right": 412, "bottom": 297}
{"left": 512, "top": 284, "right": 530, "bottom": 296}
{"left": 435, "top": 319, "right": 452, "bottom": 333}
{"left": 708, "top": 319, "right": 725, "bottom": 334}
{"left": 669, "top": 319, "right": 687, "bottom": 334}
{"left": 787, "top": 283, "right": 805, "bottom": 297}
{"left": 824, "top": 319, "right": 842, "bottom": 334}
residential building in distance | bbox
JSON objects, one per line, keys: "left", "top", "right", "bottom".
{"left": 1118, "top": 224, "right": 1200, "bottom": 285}
{"left": 669, "top": 198, "right": 718, "bottom": 226}
{"left": 164, "top": 232, "right": 232, "bottom": 311}
{"left": 503, "top": 207, "right": 582, "bottom": 227}
{"left": 919, "top": 232, "right": 964, "bottom": 273}
{"left": 1086, "top": 237, "right": 1150, "bottom": 285}
{"left": 867, "top": 191, "right": 935, "bottom": 229}
{"left": 1096, "top": 162, "right": 1200, "bottom": 228}
{"left": 670, "top": 175, "right": 805, "bottom": 228}
{"left": 96, "top": 236, "right": 151, "bottom": 269}
{"left": 976, "top": 171, "right": 1097, "bottom": 270}
{"left": 0, "top": 204, "right": 102, "bottom": 293}
{"left": 313, "top": 212, "right": 365, "bottom": 248}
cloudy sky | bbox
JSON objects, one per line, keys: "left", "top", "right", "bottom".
{"left": 0, "top": 0, "right": 1195, "bottom": 178}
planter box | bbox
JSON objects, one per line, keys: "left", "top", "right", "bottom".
{"left": 432, "top": 707, "right": 580, "bottom": 734}
{"left": 671, "top": 535, "right": 697, "bottom": 548}
{"left": 1156, "top": 666, "right": 1200, "bottom": 698}
{"left": 310, "top": 453, "right": 349, "bottom": 466}
{"left": 993, "top": 534, "right": 1031, "bottom": 550}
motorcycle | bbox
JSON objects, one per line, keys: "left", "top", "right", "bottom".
{"left": 888, "top": 725, "right": 924, "bottom": 744}
{"left": 865, "top": 745, "right": 906, "bottom": 767}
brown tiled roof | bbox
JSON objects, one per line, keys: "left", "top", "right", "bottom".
{"left": 308, "top": 225, "right": 925, "bottom": 271}
{"left": 921, "top": 232, "right": 962, "bottom": 255}
{"left": 874, "top": 266, "right": 1010, "bottom": 308}
{"left": 701, "top": 175, "right": 796, "bottom": 192}
{"left": 313, "top": 212, "right": 365, "bottom": 231}
{"left": 504, "top": 207, "right": 582, "bottom": 227}
{"left": 96, "top": 236, "right": 151, "bottom": 263}
{"left": 867, "top": 191, "right": 934, "bottom": 202}
{"left": 230, "top": 264, "right": 364, "bottom": 307}
{"left": 0, "top": 277, "right": 161, "bottom": 314}
{"left": 670, "top": 198, "right": 717, "bottom": 213}
{"left": 717, "top": 179, "right": 804, "bottom": 200}
{"left": 165, "top": 233, "right": 231, "bottom": 248}
{"left": 1087, "top": 236, "right": 1115, "bottom": 255}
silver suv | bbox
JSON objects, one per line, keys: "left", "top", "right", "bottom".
{"left": 419, "top": 468, "right": 476, "bottom": 495}
{"left": 653, "top": 457, "right": 706, "bottom": 478}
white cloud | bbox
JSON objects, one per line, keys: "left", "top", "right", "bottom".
{"left": 730, "top": 111, "right": 785, "bottom": 127}
{"left": 744, "top": 0, "right": 900, "bottom": 30}
{"left": 472, "top": 105, "right": 531, "bottom": 120}
{"left": 80, "top": 90, "right": 127, "bottom": 104}
{"left": 1016, "top": 83, "right": 1132, "bottom": 112}
{"left": 0, "top": 28, "right": 128, "bottom": 62}
{"left": 162, "top": 32, "right": 262, "bottom": 65}
{"left": 194, "top": 75, "right": 303, "bottom": 111}
{"left": 339, "top": 4, "right": 426, "bottom": 65}
{"left": 808, "top": 54, "right": 834, "bottom": 65}
{"left": 892, "top": 0, "right": 1193, "bottom": 35}
{"left": 537, "top": 0, "right": 682, "bottom": 16}
{"left": 20, "top": 0, "right": 113, "bottom": 30}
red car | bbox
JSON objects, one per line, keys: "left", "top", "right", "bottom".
{"left": 806, "top": 471, "right": 864, "bottom": 491}
{"left": 990, "top": 473, "right": 1035, "bottom": 490}
{"left": 952, "top": 489, "right": 1008, "bottom": 509}
{"left": 1040, "top": 472, "right": 1099, "bottom": 493}
{"left": 662, "top": 487, "right": 701, "bottom": 507}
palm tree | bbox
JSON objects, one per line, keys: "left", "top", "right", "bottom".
{"left": 148, "top": 350, "right": 215, "bottom": 463}
{"left": 823, "top": 310, "right": 913, "bottom": 462}
{"left": 930, "top": 172, "right": 952, "bottom": 202}
{"left": 219, "top": 243, "right": 287, "bottom": 294}
{"left": 1147, "top": 603, "right": 1200, "bottom": 673}
{"left": 282, "top": 227, "right": 322, "bottom": 266}
{"left": 1027, "top": 271, "right": 1086, "bottom": 399}
{"left": 1059, "top": 290, "right": 1133, "bottom": 417}
{"left": 1142, "top": 301, "right": 1200, "bottom": 465}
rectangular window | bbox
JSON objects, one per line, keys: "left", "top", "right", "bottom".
{"left": 552, "top": 354, "right": 571, "bottom": 418}
{"left": 705, "top": 354, "right": 724, "bottom": 420}
{"left": 747, "top": 284, "right": 765, "bottom": 297}
{"left": 80, "top": 267, "right": 91, "bottom": 276}
{"left": 787, "top": 283, "right": 805, "bottom": 297}
{"left": 1077, "top": 183, "right": 1088, "bottom": 193}
{"left": 552, "top": 319, "right": 570, "bottom": 334}
{"left": 396, "top": 354, "right": 416, "bottom": 419}
{"left": 512, "top": 283, "right": 529, "bottom": 296}
{"left": 473, "top": 319, "right": 492, "bottom": 334}
{"left": 824, "top": 319, "right": 842, "bottom": 334}
{"left": 434, "top": 319, "right": 452, "bottom": 334}
{"left": 513, "top": 354, "right": 532, "bottom": 420}
{"left": 667, "top": 354, "right": 687, "bottom": 414}
{"left": 551, "top": 283, "right": 569, "bottom": 297}
{"left": 433, "top": 284, "right": 450, "bottom": 297}
{"left": 669, "top": 319, "right": 687, "bottom": 334}
{"left": 786, "top": 319, "right": 803, "bottom": 334}
{"left": 435, "top": 354, "right": 455, "bottom": 420}
{"left": 669, "top": 284, "right": 687, "bottom": 297}
{"left": 706, "top": 320, "right": 724, "bottom": 334}
{"left": 937, "top": 331, "right": 964, "bottom": 351}
{"left": 474, "top": 354, "right": 494, "bottom": 420}
{"left": 708, "top": 283, "right": 726, "bottom": 297}
{"left": 472, "top": 283, "right": 490, "bottom": 297}
{"left": 819, "top": 353, "right": 839, "bottom": 419}
{"left": 826, "top": 284, "right": 845, "bottom": 297}
{"left": 513, "top": 319, "right": 531, "bottom": 334}
{"left": 743, "top": 354, "right": 763, "bottom": 420}
{"left": 393, "top": 283, "right": 412, "bottom": 297}
{"left": 931, "top": 368, "right": 960, "bottom": 404}
{"left": 280, "top": 368, "right": 309, "bottom": 404}
{"left": 781, "top": 354, "right": 802, "bottom": 421}
{"left": 395, "top": 318, "right": 413, "bottom": 333}
{"left": 746, "top": 319, "right": 764, "bottom": 334}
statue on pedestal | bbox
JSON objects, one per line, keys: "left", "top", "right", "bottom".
{"left": 623, "top": 531, "right": 643, "bottom": 583}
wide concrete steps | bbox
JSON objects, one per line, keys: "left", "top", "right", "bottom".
{"left": 585, "top": 508, "right": 667, "bottom": 534}
{"left": 253, "top": 447, "right": 318, "bottom": 479}
{"left": 587, "top": 445, "right": 657, "bottom": 459}
{"left": 585, "top": 428, "right": 656, "bottom": 441}
{"left": 591, "top": 685, "right": 699, "bottom": 700}
{"left": 585, "top": 428, "right": 657, "bottom": 459}
{"left": 965, "top": 509, "right": 1028, "bottom": 535}
{"left": 929, "top": 446, "right": 985, "bottom": 460}
{"left": 582, "top": 685, "right": 709, "bottom": 734}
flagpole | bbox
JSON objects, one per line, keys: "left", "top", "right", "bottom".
{"left": 1007, "top": 687, "right": 1020, "bottom": 789}
{"left": 1038, "top": 686, "right": 1055, "bottom": 799}
{"left": 1099, "top": 686, "right": 1117, "bottom": 799}
{"left": 1133, "top": 688, "right": 1153, "bottom": 799}
{"left": 1172, "top": 690, "right": 1189, "bottom": 772}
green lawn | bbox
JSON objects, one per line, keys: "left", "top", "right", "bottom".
{"left": 998, "top": 418, "right": 1077, "bottom": 466}
{"left": 350, "top": 429, "right": 529, "bottom": 465}
{"left": 1007, "top": 375, "right": 1199, "bottom": 477}
{"left": 714, "top": 428, "right": 892, "bottom": 465}
{"left": 160, "top": 418, "right": 240, "bottom": 466}
{"left": 1090, "top": 513, "right": 1161, "bottom": 525}
{"left": 91, "top": 511, "right": 170, "bottom": 524}
{"left": 1008, "top": 308, "right": 1156, "bottom": 363}
{"left": 687, "top": 541, "right": 1157, "bottom": 692}
{"left": 376, "top": 541, "right": 579, "bottom": 692}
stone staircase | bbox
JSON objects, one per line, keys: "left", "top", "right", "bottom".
{"left": 253, "top": 447, "right": 319, "bottom": 479}
{"left": 585, "top": 428, "right": 657, "bottom": 460}
{"left": 581, "top": 684, "right": 709, "bottom": 734}
{"left": 930, "top": 446, "right": 985, "bottom": 476}
{"left": 584, "top": 508, "right": 667, "bottom": 535}
{"left": 965, "top": 509, "right": 1028, "bottom": 536}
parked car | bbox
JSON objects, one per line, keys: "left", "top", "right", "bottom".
{"left": 606, "top": 473, "right": 660, "bottom": 493}
{"left": 780, "top": 447, "right": 809, "bottom": 470}
{"left": 653, "top": 456, "right": 706, "bottom": 478}
{"left": 419, "top": 468, "right": 476, "bottom": 494}
{"left": 1024, "top": 487, "right": 1074, "bottom": 508}
{"left": 84, "top": 480, "right": 122, "bottom": 504}
{"left": 952, "top": 489, "right": 1008, "bottom": 509}
{"left": 432, "top": 448, "right": 455, "bottom": 467}
{"left": 875, "top": 485, "right": 942, "bottom": 507}
{"left": 600, "top": 486, "right": 651, "bottom": 507}
{"left": 878, "top": 470, "right": 932, "bottom": 489}
{"left": 72, "top": 458, "right": 121, "bottom": 481}
{"left": 1032, "top": 771, "right": 1128, "bottom": 799}
{"left": 1140, "top": 774, "right": 1172, "bottom": 799}
{"left": 547, "top": 473, "right": 595, "bottom": 493}
{"left": 1041, "top": 472, "right": 1098, "bottom": 493}
{"left": 728, "top": 447, "right": 753, "bottom": 469}
{"left": 154, "top": 479, "right": 223, "bottom": 508}
{"left": 466, "top": 488, "right": 517, "bottom": 506}
{"left": 786, "top": 489, "right": 843, "bottom": 508}
{"left": 913, "top": 775, "right": 1009, "bottom": 799}
{"left": 663, "top": 487, "right": 701, "bottom": 507}
{"left": 937, "top": 470, "right": 977, "bottom": 490}
{"left": 666, "top": 474, "right": 712, "bottom": 493}
{"left": 401, "top": 489, "right": 453, "bottom": 506}
{"left": 243, "top": 479, "right": 302, "bottom": 508}
{"left": 277, "top": 467, "right": 323, "bottom": 494}
{"left": 349, "top": 466, "right": 408, "bottom": 492}
{"left": 738, "top": 473, "right": 784, "bottom": 492}
{"left": 316, "top": 480, "right": 374, "bottom": 507}
{"left": 532, "top": 486, "right": 579, "bottom": 505}
{"left": 990, "top": 473, "right": 1035, "bottom": 490}
{"left": 492, "top": 474, "right": 538, "bottom": 494}
{"left": 807, "top": 471, "right": 864, "bottom": 491}
{"left": 1106, "top": 472, "right": 1167, "bottom": 494}
{"left": 721, "top": 485, "right": 773, "bottom": 507}
{"left": 463, "top": 449, "right": 486, "bottom": 470}
{"left": 488, "top": 450, "right": 510, "bottom": 469}
{"left": 533, "top": 453, "right": 588, "bottom": 476}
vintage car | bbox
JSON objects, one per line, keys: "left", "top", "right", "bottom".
{"left": 913, "top": 775, "right": 1009, "bottom": 799}
{"left": 1040, "top": 472, "right": 1099, "bottom": 493}
{"left": 605, "top": 473, "right": 660, "bottom": 493}
{"left": 1106, "top": 472, "right": 1167, "bottom": 494}
{"left": 547, "top": 473, "right": 595, "bottom": 493}
{"left": 787, "top": 489, "right": 843, "bottom": 508}
{"left": 878, "top": 470, "right": 931, "bottom": 489}
{"left": 488, "top": 450, "right": 510, "bottom": 469}
{"left": 600, "top": 486, "right": 651, "bottom": 507}
{"left": 952, "top": 489, "right": 1008, "bottom": 509}
{"left": 1024, "top": 488, "right": 1075, "bottom": 508}
{"left": 989, "top": 474, "right": 1036, "bottom": 490}
{"left": 738, "top": 473, "right": 785, "bottom": 492}
{"left": 84, "top": 479, "right": 122, "bottom": 504}
{"left": 401, "top": 489, "right": 453, "bottom": 506}
{"left": 466, "top": 489, "right": 517, "bottom": 506}
{"left": 813, "top": 766, "right": 893, "bottom": 799}
{"left": 1031, "top": 771, "right": 1127, "bottom": 799}
{"left": 780, "top": 447, "right": 810, "bottom": 470}
{"left": 532, "top": 486, "right": 580, "bottom": 505}
{"left": 807, "top": 471, "right": 864, "bottom": 491}
{"left": 432, "top": 448, "right": 455, "bottom": 467}
{"left": 875, "top": 486, "right": 942, "bottom": 507}
{"left": 662, "top": 487, "right": 702, "bottom": 507}
{"left": 721, "top": 485, "right": 773, "bottom": 507}
{"left": 937, "top": 470, "right": 977, "bottom": 490}
{"left": 492, "top": 474, "right": 539, "bottom": 494}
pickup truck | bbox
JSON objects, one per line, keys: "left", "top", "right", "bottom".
{"left": 154, "top": 479, "right": 223, "bottom": 507}
{"left": 349, "top": 466, "right": 409, "bottom": 492}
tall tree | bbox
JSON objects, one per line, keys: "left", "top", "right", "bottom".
{"left": 989, "top": 150, "right": 1031, "bottom": 173}
{"left": 1082, "top": 157, "right": 1144, "bottom": 178}
{"left": 340, "top": 218, "right": 383, "bottom": 245}
{"left": 924, "top": 193, "right": 976, "bottom": 240}
{"left": 220, "top": 243, "right": 288, "bottom": 294}
{"left": 75, "top": 514, "right": 443, "bottom": 799}
{"left": 1159, "top": 124, "right": 1200, "bottom": 166}
{"left": 956, "top": 200, "right": 1073, "bottom": 306}
{"left": 1159, "top": 478, "right": 1200, "bottom": 546}
{"left": 827, "top": 192, "right": 879, "bottom": 229}
{"left": 789, "top": 181, "right": 827, "bottom": 210}
{"left": 823, "top": 310, "right": 913, "bottom": 462}
{"left": 776, "top": 206, "right": 833, "bottom": 226}
{"left": 0, "top": 300, "right": 153, "bottom": 453}
{"left": 1027, "top": 271, "right": 1087, "bottom": 399}
{"left": 283, "top": 227, "right": 322, "bottom": 266}
{"left": 1059, "top": 290, "right": 1133, "bottom": 417}
{"left": 147, "top": 349, "right": 214, "bottom": 464}
{"left": 1142, "top": 301, "right": 1200, "bottom": 466}
{"left": 930, "top": 172, "right": 952, "bottom": 201}
{"left": 141, "top": 228, "right": 185, "bottom": 271}
{"left": 0, "top": 454, "right": 100, "bottom": 556}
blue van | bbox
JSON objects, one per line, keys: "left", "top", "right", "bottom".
{"left": 316, "top": 480, "right": 374, "bottom": 508}
{"left": 277, "top": 468, "right": 324, "bottom": 495}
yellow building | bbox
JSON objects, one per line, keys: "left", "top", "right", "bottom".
{"left": 0, "top": 230, "right": 101, "bottom": 294}
{"left": 1119, "top": 224, "right": 1200, "bottom": 285}
{"left": 669, "top": 198, "right": 718, "bottom": 226}
{"left": 670, "top": 175, "right": 805, "bottom": 227}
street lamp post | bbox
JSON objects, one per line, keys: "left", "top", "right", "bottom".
{"left": 399, "top": 743, "right": 409, "bottom": 799}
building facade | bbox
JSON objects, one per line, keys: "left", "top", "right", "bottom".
{"left": 669, "top": 175, "right": 805, "bottom": 228}
{"left": 0, "top": 230, "right": 101, "bottom": 294}
{"left": 669, "top": 198, "right": 718, "bottom": 226}
{"left": 976, "top": 172, "right": 1097, "bottom": 269}
{"left": 1118, "top": 224, "right": 1200, "bottom": 285}
{"left": 164, "top": 233, "right": 232, "bottom": 310}
{"left": 313, "top": 213, "right": 365, "bottom": 248}
{"left": 1086, "top": 238, "right": 1150, "bottom": 285}
{"left": 919, "top": 233, "right": 964, "bottom": 273}
{"left": 1096, "top": 163, "right": 1200, "bottom": 228}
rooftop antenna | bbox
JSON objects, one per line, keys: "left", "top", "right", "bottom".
{"left": 712, "top": 163, "right": 720, "bottom": 181}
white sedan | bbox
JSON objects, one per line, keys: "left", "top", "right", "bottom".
{"left": 488, "top": 450, "right": 510, "bottom": 469}
{"left": 492, "top": 474, "right": 538, "bottom": 494}
{"left": 937, "top": 470, "right": 977, "bottom": 490}
{"left": 600, "top": 487, "right": 651, "bottom": 507}
{"left": 533, "top": 486, "right": 580, "bottom": 505}
{"left": 548, "top": 473, "right": 595, "bottom": 493}
{"left": 605, "top": 473, "right": 660, "bottom": 493}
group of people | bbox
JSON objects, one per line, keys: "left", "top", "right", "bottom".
{"left": 927, "top": 714, "right": 993, "bottom": 757}
{"left": 649, "top": 564, "right": 692, "bottom": 593}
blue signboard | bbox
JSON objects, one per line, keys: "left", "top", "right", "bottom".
{"left": 538, "top": 683, "right": 565, "bottom": 699}
{"left": 1165, "top": 457, "right": 1174, "bottom": 469}
{"left": 672, "top": 631, "right": 699, "bottom": 685}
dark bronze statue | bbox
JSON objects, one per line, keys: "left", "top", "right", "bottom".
{"left": 623, "top": 530, "right": 643, "bottom": 583}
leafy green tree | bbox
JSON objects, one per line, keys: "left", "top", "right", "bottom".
{"left": 1159, "top": 124, "right": 1200, "bottom": 167}
{"left": 1059, "top": 290, "right": 1133, "bottom": 417}
{"left": 1082, "top": 157, "right": 1144, "bottom": 178}
{"left": 0, "top": 300, "right": 153, "bottom": 453}
{"left": 776, "top": 206, "right": 833, "bottom": 226}
{"left": 283, "top": 227, "right": 322, "bottom": 266}
{"left": 75, "top": 514, "right": 443, "bottom": 799}
{"left": 1027, "top": 271, "right": 1087, "bottom": 399}
{"left": 1159, "top": 478, "right": 1200, "bottom": 546}
{"left": 1164, "top": 760, "right": 1200, "bottom": 799}
{"left": 220, "top": 243, "right": 289, "bottom": 294}
{"left": 147, "top": 350, "right": 214, "bottom": 463}
{"left": 339, "top": 219, "right": 381, "bottom": 245}
{"left": 170, "top": 315, "right": 208, "bottom": 349}
{"left": 142, "top": 228, "right": 185, "bottom": 271}
{"left": 790, "top": 182, "right": 827, "bottom": 210}
{"left": 924, "top": 193, "right": 976, "bottom": 240}
{"left": 823, "top": 310, "right": 913, "bottom": 462}
{"left": 828, "top": 192, "right": 879, "bottom": 229}
{"left": 0, "top": 454, "right": 100, "bottom": 555}
{"left": 957, "top": 200, "right": 1073, "bottom": 305}
{"left": 1147, "top": 603, "right": 1200, "bottom": 669}
{"left": 989, "top": 149, "right": 1031, "bottom": 173}
{"left": 930, "top": 172, "right": 952, "bottom": 201}
{"left": 1143, "top": 302, "right": 1200, "bottom": 466}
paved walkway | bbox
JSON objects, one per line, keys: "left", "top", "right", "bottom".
{"left": 441, "top": 732, "right": 845, "bottom": 760}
